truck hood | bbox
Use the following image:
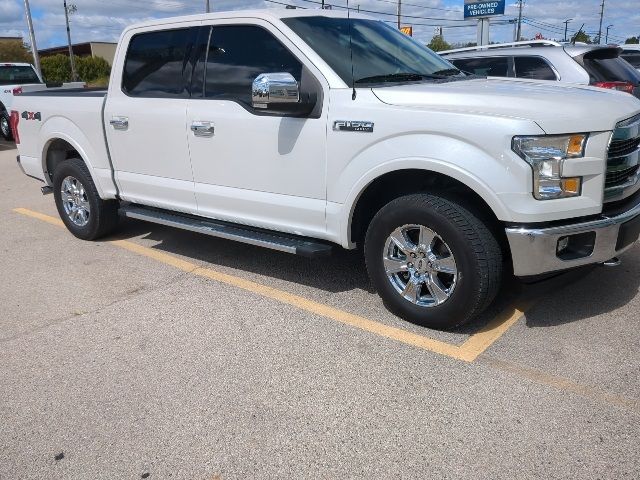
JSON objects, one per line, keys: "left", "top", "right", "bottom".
{"left": 372, "top": 78, "right": 640, "bottom": 134}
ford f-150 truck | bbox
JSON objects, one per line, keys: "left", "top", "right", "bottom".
{"left": 1, "top": 63, "right": 83, "bottom": 140}
{"left": 12, "top": 10, "right": 640, "bottom": 329}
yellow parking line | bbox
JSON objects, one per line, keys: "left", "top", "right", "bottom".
{"left": 13, "top": 207, "right": 526, "bottom": 362}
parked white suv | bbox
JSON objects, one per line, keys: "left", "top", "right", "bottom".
{"left": 12, "top": 10, "right": 640, "bottom": 329}
{"left": 440, "top": 41, "right": 640, "bottom": 99}
{"left": 0, "top": 63, "right": 83, "bottom": 140}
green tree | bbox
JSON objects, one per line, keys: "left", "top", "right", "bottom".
{"left": 625, "top": 36, "right": 639, "bottom": 44}
{"left": 40, "top": 54, "right": 111, "bottom": 83}
{"left": 0, "top": 40, "right": 32, "bottom": 63}
{"left": 76, "top": 56, "right": 111, "bottom": 82}
{"left": 427, "top": 35, "right": 452, "bottom": 52}
{"left": 571, "top": 31, "right": 592, "bottom": 44}
{"left": 40, "top": 54, "right": 72, "bottom": 83}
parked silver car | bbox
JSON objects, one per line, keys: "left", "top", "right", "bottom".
{"left": 439, "top": 40, "right": 640, "bottom": 99}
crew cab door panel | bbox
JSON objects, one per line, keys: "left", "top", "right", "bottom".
{"left": 186, "top": 22, "right": 328, "bottom": 238}
{"left": 104, "top": 25, "right": 198, "bottom": 214}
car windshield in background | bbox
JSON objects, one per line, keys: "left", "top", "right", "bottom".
{"left": 282, "top": 16, "right": 462, "bottom": 86}
{"left": 0, "top": 65, "right": 41, "bottom": 86}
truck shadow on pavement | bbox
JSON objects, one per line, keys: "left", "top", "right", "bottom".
{"left": 112, "top": 219, "right": 639, "bottom": 332}
{"left": 116, "top": 218, "right": 373, "bottom": 294}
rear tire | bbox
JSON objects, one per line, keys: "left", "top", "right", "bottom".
{"left": 364, "top": 193, "right": 502, "bottom": 330}
{"left": 53, "top": 158, "right": 119, "bottom": 240}
{"left": 0, "top": 110, "right": 12, "bottom": 141}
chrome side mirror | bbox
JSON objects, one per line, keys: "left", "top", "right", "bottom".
{"left": 252, "top": 73, "right": 300, "bottom": 109}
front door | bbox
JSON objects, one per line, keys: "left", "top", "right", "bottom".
{"left": 186, "top": 22, "right": 328, "bottom": 238}
{"left": 104, "top": 26, "right": 198, "bottom": 214}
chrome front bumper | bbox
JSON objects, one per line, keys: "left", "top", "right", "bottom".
{"left": 506, "top": 199, "right": 640, "bottom": 276}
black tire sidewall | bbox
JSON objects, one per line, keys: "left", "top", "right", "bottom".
{"left": 53, "top": 159, "right": 102, "bottom": 240}
{"left": 365, "top": 196, "right": 489, "bottom": 329}
{"left": 0, "top": 111, "right": 12, "bottom": 141}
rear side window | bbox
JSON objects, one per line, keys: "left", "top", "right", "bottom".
{"left": 122, "top": 28, "right": 195, "bottom": 97}
{"left": 514, "top": 56, "right": 557, "bottom": 80}
{"left": 0, "top": 65, "right": 41, "bottom": 86}
{"left": 193, "top": 25, "right": 302, "bottom": 104}
{"left": 449, "top": 57, "right": 509, "bottom": 77}
{"left": 580, "top": 49, "right": 640, "bottom": 84}
{"left": 620, "top": 51, "right": 640, "bottom": 69}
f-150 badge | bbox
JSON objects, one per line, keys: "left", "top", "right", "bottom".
{"left": 333, "top": 120, "right": 374, "bottom": 132}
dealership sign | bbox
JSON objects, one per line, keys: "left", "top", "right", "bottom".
{"left": 463, "top": 0, "right": 506, "bottom": 18}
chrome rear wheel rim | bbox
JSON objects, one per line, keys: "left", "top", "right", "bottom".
{"left": 60, "top": 176, "right": 91, "bottom": 227}
{"left": 383, "top": 224, "right": 458, "bottom": 307}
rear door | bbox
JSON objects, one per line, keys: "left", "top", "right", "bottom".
{"left": 104, "top": 24, "right": 199, "bottom": 213}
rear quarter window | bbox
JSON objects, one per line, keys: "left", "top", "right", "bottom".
{"left": 513, "top": 56, "right": 557, "bottom": 80}
{"left": 449, "top": 57, "right": 509, "bottom": 77}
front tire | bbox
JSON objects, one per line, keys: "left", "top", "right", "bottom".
{"left": 53, "top": 158, "right": 119, "bottom": 240}
{"left": 0, "top": 110, "right": 12, "bottom": 141}
{"left": 365, "top": 193, "right": 502, "bottom": 330}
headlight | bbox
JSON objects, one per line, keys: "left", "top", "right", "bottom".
{"left": 512, "top": 134, "right": 588, "bottom": 200}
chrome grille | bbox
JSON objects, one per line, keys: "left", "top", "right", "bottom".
{"left": 605, "top": 165, "right": 639, "bottom": 187}
{"left": 605, "top": 114, "right": 640, "bottom": 201}
{"left": 608, "top": 137, "right": 640, "bottom": 158}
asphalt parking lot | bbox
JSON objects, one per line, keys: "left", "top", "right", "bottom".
{"left": 1, "top": 139, "right": 639, "bottom": 479}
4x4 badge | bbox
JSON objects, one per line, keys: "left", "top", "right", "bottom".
{"left": 333, "top": 120, "right": 374, "bottom": 133}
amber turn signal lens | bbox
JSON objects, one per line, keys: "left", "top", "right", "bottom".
{"left": 567, "top": 135, "right": 586, "bottom": 157}
{"left": 561, "top": 177, "right": 582, "bottom": 195}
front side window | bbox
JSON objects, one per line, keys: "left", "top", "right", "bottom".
{"left": 122, "top": 27, "right": 195, "bottom": 97}
{"left": 450, "top": 57, "right": 509, "bottom": 77}
{"left": 193, "top": 25, "right": 302, "bottom": 104}
{"left": 514, "top": 56, "right": 557, "bottom": 80}
{"left": 282, "top": 16, "right": 461, "bottom": 85}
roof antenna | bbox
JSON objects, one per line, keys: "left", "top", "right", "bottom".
{"left": 572, "top": 23, "right": 584, "bottom": 44}
{"left": 347, "top": 0, "right": 356, "bottom": 100}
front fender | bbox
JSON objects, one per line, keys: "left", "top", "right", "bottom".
{"left": 332, "top": 133, "right": 533, "bottom": 249}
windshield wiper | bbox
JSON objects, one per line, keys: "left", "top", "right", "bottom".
{"left": 431, "top": 68, "right": 463, "bottom": 77}
{"left": 354, "top": 73, "right": 443, "bottom": 84}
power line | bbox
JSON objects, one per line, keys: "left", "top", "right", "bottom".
{"left": 597, "top": 0, "right": 606, "bottom": 43}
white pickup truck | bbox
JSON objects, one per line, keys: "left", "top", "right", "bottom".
{"left": 12, "top": 10, "right": 640, "bottom": 329}
{"left": 0, "top": 63, "right": 83, "bottom": 140}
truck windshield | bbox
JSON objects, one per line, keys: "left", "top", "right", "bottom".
{"left": 0, "top": 65, "right": 41, "bottom": 86}
{"left": 282, "top": 16, "right": 462, "bottom": 86}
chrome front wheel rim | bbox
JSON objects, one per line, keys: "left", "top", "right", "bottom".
{"left": 60, "top": 176, "right": 91, "bottom": 227}
{"left": 383, "top": 224, "right": 458, "bottom": 307}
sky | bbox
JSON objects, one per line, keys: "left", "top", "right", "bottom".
{"left": 0, "top": 0, "right": 638, "bottom": 51}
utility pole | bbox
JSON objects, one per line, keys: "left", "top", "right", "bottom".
{"left": 23, "top": 0, "right": 41, "bottom": 76}
{"left": 515, "top": 0, "right": 523, "bottom": 42}
{"left": 397, "top": 0, "right": 402, "bottom": 29}
{"left": 63, "top": 0, "right": 77, "bottom": 81}
{"left": 597, "top": 0, "right": 606, "bottom": 44}
{"left": 563, "top": 18, "right": 572, "bottom": 42}
{"left": 605, "top": 24, "right": 613, "bottom": 44}
{"left": 205, "top": 0, "right": 210, "bottom": 13}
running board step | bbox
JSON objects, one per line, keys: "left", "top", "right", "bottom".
{"left": 119, "top": 204, "right": 333, "bottom": 258}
